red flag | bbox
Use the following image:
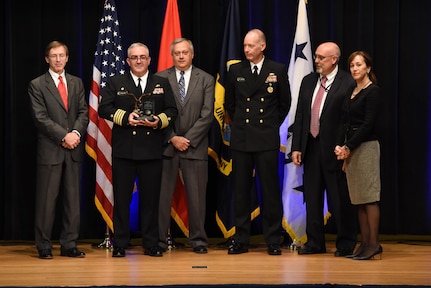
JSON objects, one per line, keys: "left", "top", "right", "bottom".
{"left": 157, "top": 0, "right": 182, "bottom": 71}
{"left": 157, "top": 0, "right": 189, "bottom": 236}
{"left": 85, "top": 0, "right": 126, "bottom": 232}
{"left": 170, "top": 171, "right": 189, "bottom": 235}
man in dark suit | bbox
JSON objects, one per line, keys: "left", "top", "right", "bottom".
{"left": 98, "top": 42, "right": 178, "bottom": 258}
{"left": 28, "top": 41, "right": 89, "bottom": 259}
{"left": 225, "top": 29, "right": 291, "bottom": 255}
{"left": 156, "top": 38, "right": 214, "bottom": 254}
{"left": 291, "top": 41, "right": 357, "bottom": 256}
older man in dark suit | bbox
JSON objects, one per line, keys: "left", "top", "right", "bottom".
{"left": 156, "top": 38, "right": 214, "bottom": 254}
{"left": 28, "top": 41, "right": 89, "bottom": 259}
{"left": 225, "top": 29, "right": 291, "bottom": 255}
{"left": 291, "top": 41, "right": 357, "bottom": 256}
{"left": 98, "top": 42, "right": 177, "bottom": 258}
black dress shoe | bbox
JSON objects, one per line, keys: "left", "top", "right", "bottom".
{"left": 157, "top": 241, "right": 168, "bottom": 252}
{"left": 112, "top": 247, "right": 126, "bottom": 257}
{"left": 38, "top": 249, "right": 53, "bottom": 259}
{"left": 334, "top": 249, "right": 353, "bottom": 257}
{"left": 60, "top": 247, "right": 86, "bottom": 258}
{"left": 144, "top": 246, "right": 163, "bottom": 257}
{"left": 297, "top": 245, "right": 326, "bottom": 255}
{"left": 267, "top": 244, "right": 282, "bottom": 255}
{"left": 193, "top": 245, "right": 208, "bottom": 254}
{"left": 227, "top": 242, "right": 248, "bottom": 254}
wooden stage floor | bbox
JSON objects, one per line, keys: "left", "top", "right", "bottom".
{"left": 0, "top": 235, "right": 430, "bottom": 287}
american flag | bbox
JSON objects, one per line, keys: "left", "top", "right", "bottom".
{"left": 85, "top": 0, "right": 125, "bottom": 232}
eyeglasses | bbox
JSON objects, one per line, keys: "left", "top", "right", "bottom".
{"left": 313, "top": 54, "right": 335, "bottom": 61}
{"left": 129, "top": 55, "right": 149, "bottom": 61}
{"left": 48, "top": 54, "right": 67, "bottom": 59}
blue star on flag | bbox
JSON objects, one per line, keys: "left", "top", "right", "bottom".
{"left": 295, "top": 42, "right": 308, "bottom": 61}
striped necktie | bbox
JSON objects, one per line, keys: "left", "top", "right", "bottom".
{"left": 179, "top": 71, "right": 185, "bottom": 105}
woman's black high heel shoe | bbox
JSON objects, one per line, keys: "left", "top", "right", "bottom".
{"left": 352, "top": 245, "right": 382, "bottom": 260}
{"left": 346, "top": 244, "right": 365, "bottom": 258}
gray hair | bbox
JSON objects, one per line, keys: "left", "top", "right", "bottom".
{"left": 127, "top": 42, "right": 150, "bottom": 57}
{"left": 170, "top": 38, "right": 194, "bottom": 55}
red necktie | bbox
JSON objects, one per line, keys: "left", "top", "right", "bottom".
{"left": 58, "top": 75, "right": 68, "bottom": 110}
{"left": 310, "top": 76, "right": 327, "bottom": 137}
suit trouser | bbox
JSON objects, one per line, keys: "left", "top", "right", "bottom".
{"left": 35, "top": 152, "right": 81, "bottom": 251}
{"left": 112, "top": 157, "right": 162, "bottom": 249}
{"left": 303, "top": 135, "right": 357, "bottom": 251}
{"left": 231, "top": 149, "right": 282, "bottom": 246}
{"left": 158, "top": 155, "right": 208, "bottom": 249}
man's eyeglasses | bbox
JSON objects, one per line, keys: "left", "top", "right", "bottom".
{"left": 313, "top": 54, "right": 335, "bottom": 61}
{"left": 129, "top": 55, "right": 149, "bottom": 61}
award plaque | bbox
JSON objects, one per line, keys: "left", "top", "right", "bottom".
{"left": 118, "top": 91, "right": 155, "bottom": 121}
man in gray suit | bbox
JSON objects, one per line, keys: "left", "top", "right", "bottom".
{"left": 28, "top": 41, "right": 89, "bottom": 259}
{"left": 156, "top": 38, "right": 215, "bottom": 254}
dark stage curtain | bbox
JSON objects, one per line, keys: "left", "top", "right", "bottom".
{"left": 1, "top": 0, "right": 431, "bottom": 240}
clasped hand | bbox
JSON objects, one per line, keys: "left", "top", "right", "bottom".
{"left": 62, "top": 132, "right": 80, "bottom": 150}
{"left": 128, "top": 112, "right": 159, "bottom": 129}
{"left": 170, "top": 135, "right": 190, "bottom": 152}
{"left": 334, "top": 145, "right": 350, "bottom": 160}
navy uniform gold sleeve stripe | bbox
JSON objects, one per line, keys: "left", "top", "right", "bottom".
{"left": 157, "top": 112, "right": 170, "bottom": 129}
{"left": 112, "top": 109, "right": 127, "bottom": 126}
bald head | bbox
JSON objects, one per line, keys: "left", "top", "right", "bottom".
{"left": 243, "top": 29, "right": 266, "bottom": 64}
{"left": 317, "top": 42, "right": 341, "bottom": 58}
{"left": 245, "top": 29, "right": 266, "bottom": 44}
{"left": 314, "top": 42, "right": 341, "bottom": 75}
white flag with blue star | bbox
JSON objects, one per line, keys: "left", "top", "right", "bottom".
{"left": 281, "top": 0, "right": 314, "bottom": 244}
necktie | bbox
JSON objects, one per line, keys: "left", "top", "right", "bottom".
{"left": 253, "top": 65, "right": 258, "bottom": 77}
{"left": 179, "top": 71, "right": 185, "bottom": 105}
{"left": 137, "top": 78, "right": 142, "bottom": 95}
{"left": 310, "top": 76, "right": 327, "bottom": 137}
{"left": 58, "top": 75, "right": 68, "bottom": 110}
